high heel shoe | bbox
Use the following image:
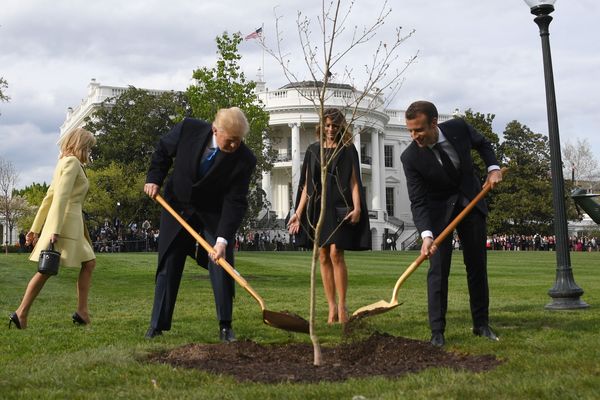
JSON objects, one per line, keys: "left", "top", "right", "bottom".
{"left": 8, "top": 312, "right": 22, "bottom": 329}
{"left": 72, "top": 312, "right": 88, "bottom": 325}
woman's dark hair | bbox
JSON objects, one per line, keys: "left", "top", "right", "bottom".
{"left": 316, "top": 108, "right": 352, "bottom": 146}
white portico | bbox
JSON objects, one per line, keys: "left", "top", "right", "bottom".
{"left": 254, "top": 79, "right": 454, "bottom": 250}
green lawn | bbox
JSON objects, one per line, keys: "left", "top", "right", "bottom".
{"left": 1, "top": 250, "right": 599, "bottom": 399}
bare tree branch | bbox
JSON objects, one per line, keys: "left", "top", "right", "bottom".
{"left": 262, "top": 0, "right": 417, "bottom": 365}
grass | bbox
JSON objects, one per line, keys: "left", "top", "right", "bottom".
{"left": 1, "top": 250, "right": 599, "bottom": 399}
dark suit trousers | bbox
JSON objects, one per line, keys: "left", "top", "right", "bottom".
{"left": 427, "top": 207, "right": 489, "bottom": 333}
{"left": 149, "top": 218, "right": 235, "bottom": 331}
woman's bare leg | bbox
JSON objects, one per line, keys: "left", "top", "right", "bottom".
{"left": 330, "top": 244, "right": 348, "bottom": 323}
{"left": 15, "top": 272, "right": 52, "bottom": 329}
{"left": 319, "top": 246, "right": 338, "bottom": 323}
{"left": 75, "top": 259, "right": 96, "bottom": 323}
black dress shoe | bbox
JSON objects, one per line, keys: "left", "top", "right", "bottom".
{"left": 430, "top": 332, "right": 445, "bottom": 347}
{"left": 8, "top": 312, "right": 22, "bottom": 330}
{"left": 219, "top": 327, "right": 236, "bottom": 343}
{"left": 145, "top": 327, "right": 163, "bottom": 339}
{"left": 72, "top": 313, "right": 88, "bottom": 325}
{"left": 473, "top": 325, "right": 499, "bottom": 341}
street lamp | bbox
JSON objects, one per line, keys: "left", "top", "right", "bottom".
{"left": 524, "top": 0, "right": 588, "bottom": 309}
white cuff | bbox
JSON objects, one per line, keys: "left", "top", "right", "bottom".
{"left": 421, "top": 230, "right": 433, "bottom": 240}
{"left": 487, "top": 165, "right": 500, "bottom": 172}
{"left": 216, "top": 237, "right": 228, "bottom": 246}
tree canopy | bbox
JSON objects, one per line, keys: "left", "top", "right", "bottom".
{"left": 84, "top": 162, "right": 151, "bottom": 230}
{"left": 85, "top": 87, "right": 189, "bottom": 175}
{"left": 456, "top": 112, "right": 580, "bottom": 236}
{"left": 12, "top": 182, "right": 50, "bottom": 231}
{"left": 486, "top": 120, "right": 577, "bottom": 235}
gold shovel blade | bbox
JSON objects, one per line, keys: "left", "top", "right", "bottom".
{"left": 350, "top": 300, "right": 402, "bottom": 321}
{"left": 263, "top": 310, "right": 310, "bottom": 334}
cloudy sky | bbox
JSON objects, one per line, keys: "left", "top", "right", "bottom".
{"left": 1, "top": 0, "right": 599, "bottom": 188}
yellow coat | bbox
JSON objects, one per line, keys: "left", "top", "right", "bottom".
{"left": 29, "top": 156, "right": 95, "bottom": 268}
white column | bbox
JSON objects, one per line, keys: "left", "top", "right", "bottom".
{"left": 353, "top": 125, "right": 362, "bottom": 166}
{"left": 290, "top": 122, "right": 301, "bottom": 202}
{"left": 261, "top": 135, "right": 272, "bottom": 204}
{"left": 371, "top": 128, "right": 381, "bottom": 213}
{"left": 261, "top": 172, "right": 271, "bottom": 203}
{"left": 379, "top": 130, "right": 386, "bottom": 217}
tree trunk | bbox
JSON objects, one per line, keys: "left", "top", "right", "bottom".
{"left": 309, "top": 244, "right": 322, "bottom": 366}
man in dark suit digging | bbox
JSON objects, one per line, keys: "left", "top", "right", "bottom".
{"left": 400, "top": 100, "right": 502, "bottom": 347}
{"left": 143, "top": 107, "right": 256, "bottom": 342}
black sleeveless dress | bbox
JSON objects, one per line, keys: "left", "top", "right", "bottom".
{"left": 293, "top": 142, "right": 371, "bottom": 250}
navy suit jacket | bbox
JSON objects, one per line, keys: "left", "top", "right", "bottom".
{"left": 400, "top": 118, "right": 498, "bottom": 236}
{"left": 146, "top": 117, "right": 256, "bottom": 265}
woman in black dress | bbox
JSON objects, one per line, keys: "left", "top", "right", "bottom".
{"left": 288, "top": 108, "right": 371, "bottom": 324}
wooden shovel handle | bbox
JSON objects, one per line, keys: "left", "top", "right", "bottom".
{"left": 154, "top": 194, "right": 265, "bottom": 310}
{"left": 390, "top": 167, "right": 507, "bottom": 301}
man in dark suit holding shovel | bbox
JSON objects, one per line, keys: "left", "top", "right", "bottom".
{"left": 143, "top": 107, "right": 256, "bottom": 342}
{"left": 401, "top": 100, "right": 502, "bottom": 347}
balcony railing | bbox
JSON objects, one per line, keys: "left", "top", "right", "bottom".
{"left": 260, "top": 85, "right": 385, "bottom": 110}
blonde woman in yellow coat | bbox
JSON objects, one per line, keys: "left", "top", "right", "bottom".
{"left": 9, "top": 128, "right": 97, "bottom": 329}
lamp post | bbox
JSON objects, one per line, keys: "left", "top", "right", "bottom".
{"left": 524, "top": 0, "right": 588, "bottom": 309}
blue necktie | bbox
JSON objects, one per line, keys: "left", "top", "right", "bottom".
{"left": 200, "top": 147, "right": 219, "bottom": 176}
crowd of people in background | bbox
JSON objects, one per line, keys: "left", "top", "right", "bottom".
{"left": 16, "top": 225, "right": 600, "bottom": 254}
{"left": 479, "top": 234, "right": 599, "bottom": 252}
{"left": 235, "top": 230, "right": 295, "bottom": 252}
{"left": 88, "top": 218, "right": 159, "bottom": 253}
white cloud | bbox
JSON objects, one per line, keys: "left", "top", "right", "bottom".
{"left": 0, "top": 122, "right": 60, "bottom": 187}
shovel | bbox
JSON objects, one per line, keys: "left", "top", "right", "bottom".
{"left": 351, "top": 170, "right": 504, "bottom": 321}
{"left": 154, "top": 194, "right": 310, "bottom": 334}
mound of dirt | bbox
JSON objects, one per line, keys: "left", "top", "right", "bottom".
{"left": 149, "top": 332, "right": 503, "bottom": 383}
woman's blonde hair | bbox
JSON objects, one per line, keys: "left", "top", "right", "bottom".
{"left": 214, "top": 107, "right": 250, "bottom": 137}
{"left": 58, "top": 128, "right": 97, "bottom": 164}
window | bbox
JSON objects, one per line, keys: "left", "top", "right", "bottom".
{"left": 360, "top": 145, "right": 371, "bottom": 165}
{"left": 384, "top": 145, "right": 394, "bottom": 168}
{"left": 386, "top": 187, "right": 395, "bottom": 217}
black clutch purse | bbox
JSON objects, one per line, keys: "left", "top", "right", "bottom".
{"left": 335, "top": 206, "right": 352, "bottom": 223}
{"left": 38, "top": 242, "right": 60, "bottom": 276}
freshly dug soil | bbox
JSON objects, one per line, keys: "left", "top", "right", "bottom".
{"left": 149, "top": 332, "right": 503, "bottom": 383}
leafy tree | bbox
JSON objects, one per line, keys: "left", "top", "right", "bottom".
{"left": 84, "top": 162, "right": 154, "bottom": 232}
{"left": 12, "top": 182, "right": 50, "bottom": 231}
{"left": 187, "top": 32, "right": 274, "bottom": 231}
{"left": 14, "top": 182, "right": 49, "bottom": 206}
{"left": 85, "top": 87, "right": 189, "bottom": 174}
{"left": 489, "top": 120, "right": 577, "bottom": 235}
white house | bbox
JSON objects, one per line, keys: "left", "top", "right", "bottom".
{"left": 61, "top": 78, "right": 455, "bottom": 250}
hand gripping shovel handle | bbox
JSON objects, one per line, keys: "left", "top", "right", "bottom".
{"left": 388, "top": 168, "right": 506, "bottom": 303}
{"left": 153, "top": 194, "right": 266, "bottom": 311}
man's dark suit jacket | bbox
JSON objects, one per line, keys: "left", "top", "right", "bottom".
{"left": 146, "top": 117, "right": 257, "bottom": 267}
{"left": 401, "top": 118, "right": 498, "bottom": 236}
